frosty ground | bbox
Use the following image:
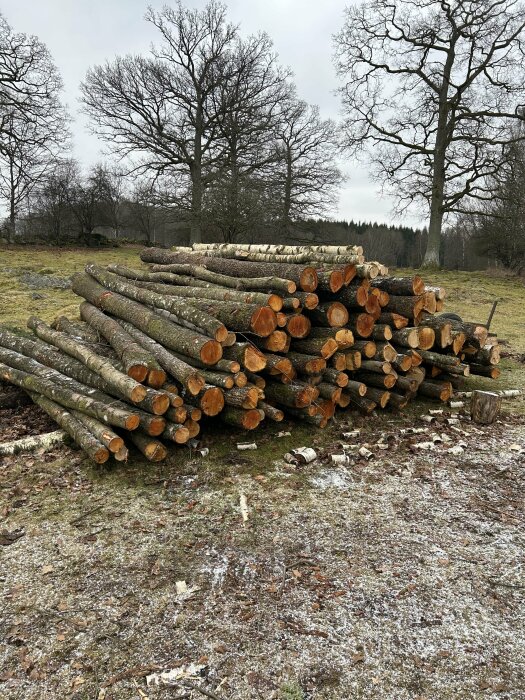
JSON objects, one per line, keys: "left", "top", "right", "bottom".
{"left": 1, "top": 404, "right": 525, "bottom": 700}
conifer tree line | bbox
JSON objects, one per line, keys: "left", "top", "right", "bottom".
{"left": 1, "top": 0, "right": 525, "bottom": 270}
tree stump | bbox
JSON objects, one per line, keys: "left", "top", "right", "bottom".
{"left": 470, "top": 390, "right": 501, "bottom": 424}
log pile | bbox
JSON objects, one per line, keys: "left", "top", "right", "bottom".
{"left": 0, "top": 243, "right": 501, "bottom": 463}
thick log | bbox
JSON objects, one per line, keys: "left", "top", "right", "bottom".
{"left": 364, "top": 294, "right": 381, "bottom": 317}
{"left": 163, "top": 422, "right": 191, "bottom": 444}
{"left": 220, "top": 406, "right": 262, "bottom": 430}
{"left": 307, "top": 302, "right": 349, "bottom": 328}
{"left": 418, "top": 380, "right": 453, "bottom": 402}
{"left": 117, "top": 322, "right": 204, "bottom": 394}
{"left": 287, "top": 352, "right": 327, "bottom": 375}
{"left": 352, "top": 340, "right": 376, "bottom": 358}
{"left": 86, "top": 265, "right": 228, "bottom": 342}
{"left": 317, "top": 382, "right": 342, "bottom": 403}
{"left": 370, "top": 324, "right": 393, "bottom": 341}
{"left": 258, "top": 401, "right": 284, "bottom": 422}
{"left": 387, "top": 392, "right": 409, "bottom": 409}
{"left": 371, "top": 276, "right": 425, "bottom": 296}
{"left": 370, "top": 288, "right": 390, "bottom": 307}
{"left": 342, "top": 380, "right": 368, "bottom": 397}
{"left": 128, "top": 431, "right": 167, "bottom": 462}
{"left": 222, "top": 342, "right": 266, "bottom": 372}
{"left": 424, "top": 284, "right": 446, "bottom": 301}
{"left": 0, "top": 361, "right": 138, "bottom": 431}
{"left": 186, "top": 298, "right": 276, "bottom": 337}
{"left": 364, "top": 387, "right": 390, "bottom": 408}
{"left": 468, "top": 363, "right": 501, "bottom": 378}
{"left": 316, "top": 269, "right": 344, "bottom": 293}
{"left": 417, "top": 327, "right": 436, "bottom": 351}
{"left": 27, "top": 316, "right": 147, "bottom": 404}
{"left": 322, "top": 368, "right": 349, "bottom": 387}
{"left": 72, "top": 273, "right": 222, "bottom": 365}
{"left": 30, "top": 394, "right": 109, "bottom": 464}
{"left": 78, "top": 302, "right": 163, "bottom": 383}
{"left": 417, "top": 350, "right": 460, "bottom": 368}
{"left": 472, "top": 345, "right": 501, "bottom": 365}
{"left": 392, "top": 354, "right": 413, "bottom": 372}
{"left": 422, "top": 291, "right": 437, "bottom": 313}
{"left": 286, "top": 314, "right": 311, "bottom": 339}
{"left": 291, "top": 336, "right": 339, "bottom": 359}
{"left": 224, "top": 385, "right": 259, "bottom": 410}
{"left": 200, "top": 370, "right": 235, "bottom": 389}
{"left": 348, "top": 395, "right": 377, "bottom": 414}
{"left": 334, "top": 285, "right": 368, "bottom": 308}
{"left": 345, "top": 351, "right": 362, "bottom": 371}
{"left": 293, "top": 292, "right": 319, "bottom": 309}
{"left": 330, "top": 353, "right": 347, "bottom": 371}
{"left": 147, "top": 262, "right": 297, "bottom": 294}
{"left": 263, "top": 353, "right": 294, "bottom": 377}
{"left": 354, "top": 370, "right": 397, "bottom": 389}
{"left": 391, "top": 328, "right": 419, "bottom": 349}
{"left": 264, "top": 381, "right": 315, "bottom": 408}
{"left": 345, "top": 312, "right": 374, "bottom": 338}
{"left": 140, "top": 248, "right": 318, "bottom": 292}
{"left": 372, "top": 342, "right": 397, "bottom": 362}
{"left": 192, "top": 243, "right": 363, "bottom": 256}
{"left": 166, "top": 405, "right": 187, "bottom": 424}
{"left": 417, "top": 315, "right": 452, "bottom": 348}
{"left": 184, "top": 385, "right": 225, "bottom": 416}
{"left": 360, "top": 360, "right": 392, "bottom": 375}
{"left": 377, "top": 312, "right": 409, "bottom": 329}
{"left": 470, "top": 390, "right": 502, "bottom": 424}
{"left": 385, "top": 295, "right": 425, "bottom": 319}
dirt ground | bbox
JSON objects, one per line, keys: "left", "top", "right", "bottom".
{"left": 1, "top": 401, "right": 525, "bottom": 700}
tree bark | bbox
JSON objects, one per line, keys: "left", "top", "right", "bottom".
{"left": 391, "top": 328, "right": 420, "bottom": 349}
{"left": 287, "top": 352, "right": 327, "bottom": 375}
{"left": 27, "top": 316, "right": 147, "bottom": 404}
{"left": 224, "top": 386, "right": 259, "bottom": 410}
{"left": 71, "top": 411, "right": 124, "bottom": 453}
{"left": 0, "top": 361, "right": 139, "bottom": 431}
{"left": 371, "top": 276, "right": 425, "bottom": 295}
{"left": 30, "top": 393, "right": 110, "bottom": 464}
{"left": 186, "top": 299, "right": 277, "bottom": 337}
{"left": 79, "top": 302, "right": 163, "bottom": 382}
{"left": 140, "top": 248, "right": 318, "bottom": 292}
{"left": 219, "top": 406, "right": 262, "bottom": 430}
{"left": 264, "top": 381, "right": 315, "bottom": 408}
{"left": 470, "top": 390, "right": 502, "bottom": 424}
{"left": 86, "top": 265, "right": 228, "bottom": 342}
{"left": 72, "top": 273, "right": 222, "bottom": 365}
{"left": 291, "top": 336, "right": 339, "bottom": 359}
{"left": 377, "top": 313, "right": 409, "bottom": 329}
{"left": 117, "top": 321, "right": 204, "bottom": 395}
{"left": 258, "top": 401, "right": 284, "bottom": 422}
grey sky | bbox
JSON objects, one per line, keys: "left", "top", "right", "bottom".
{"left": 3, "top": 0, "right": 421, "bottom": 227}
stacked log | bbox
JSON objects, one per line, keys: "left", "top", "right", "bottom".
{"left": 0, "top": 244, "right": 500, "bottom": 463}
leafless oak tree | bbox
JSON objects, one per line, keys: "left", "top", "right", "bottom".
{"left": 81, "top": 1, "right": 240, "bottom": 245}
{"left": 335, "top": 0, "right": 525, "bottom": 266}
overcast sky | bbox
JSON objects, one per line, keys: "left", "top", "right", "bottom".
{"left": 3, "top": 0, "right": 422, "bottom": 227}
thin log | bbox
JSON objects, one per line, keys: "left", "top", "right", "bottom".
{"left": 128, "top": 431, "right": 167, "bottom": 462}
{"left": 0, "top": 429, "right": 66, "bottom": 456}
{"left": 377, "top": 312, "right": 409, "bottom": 329}
{"left": 30, "top": 394, "right": 110, "bottom": 464}
{"left": 371, "top": 276, "right": 425, "bottom": 296}
{"left": 117, "top": 322, "right": 205, "bottom": 395}
{"left": 163, "top": 422, "right": 191, "bottom": 444}
{"left": 71, "top": 412, "right": 124, "bottom": 453}
{"left": 258, "top": 401, "right": 284, "bottom": 422}
{"left": 224, "top": 386, "right": 259, "bottom": 410}
{"left": 27, "top": 316, "right": 147, "bottom": 404}
{"left": 391, "top": 328, "right": 420, "bottom": 349}
{"left": 307, "top": 302, "right": 349, "bottom": 328}
{"left": 222, "top": 342, "right": 267, "bottom": 372}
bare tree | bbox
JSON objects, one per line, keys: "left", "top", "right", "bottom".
{"left": 128, "top": 179, "right": 167, "bottom": 245}
{"left": 66, "top": 165, "right": 108, "bottom": 245}
{"left": 33, "top": 158, "right": 78, "bottom": 243}
{"left": 335, "top": 0, "right": 525, "bottom": 266}
{"left": 81, "top": 1, "right": 239, "bottom": 245}
{"left": 272, "top": 96, "right": 342, "bottom": 234}
{"left": 0, "top": 14, "right": 69, "bottom": 240}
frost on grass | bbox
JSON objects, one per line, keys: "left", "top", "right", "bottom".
{"left": 0, "top": 415, "right": 524, "bottom": 699}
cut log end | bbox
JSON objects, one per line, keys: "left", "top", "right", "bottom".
{"left": 199, "top": 340, "right": 223, "bottom": 365}
{"left": 127, "top": 364, "right": 149, "bottom": 383}
{"left": 201, "top": 386, "right": 225, "bottom": 416}
{"left": 268, "top": 294, "right": 284, "bottom": 312}
{"left": 299, "top": 267, "right": 318, "bottom": 292}
{"left": 151, "top": 393, "right": 171, "bottom": 415}
{"left": 244, "top": 346, "right": 267, "bottom": 372}
{"left": 327, "top": 302, "right": 349, "bottom": 328}
{"left": 147, "top": 368, "right": 168, "bottom": 388}
{"left": 130, "top": 384, "right": 148, "bottom": 403}
{"left": 94, "top": 447, "right": 110, "bottom": 464}
{"left": 125, "top": 415, "right": 140, "bottom": 431}
{"left": 146, "top": 416, "right": 167, "bottom": 436}
{"left": 250, "top": 307, "right": 277, "bottom": 337}
{"left": 187, "top": 374, "right": 206, "bottom": 396}
{"left": 214, "top": 325, "right": 229, "bottom": 343}
{"left": 108, "top": 436, "right": 125, "bottom": 453}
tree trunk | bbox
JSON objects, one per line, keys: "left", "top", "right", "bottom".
{"left": 470, "top": 390, "right": 502, "bottom": 424}
{"left": 86, "top": 265, "right": 228, "bottom": 342}
{"left": 0, "top": 361, "right": 139, "bottom": 431}
{"left": 27, "top": 316, "right": 147, "bottom": 404}
{"left": 71, "top": 273, "right": 222, "bottom": 365}
{"left": 116, "top": 321, "right": 204, "bottom": 395}
{"left": 30, "top": 393, "right": 110, "bottom": 464}
{"left": 79, "top": 302, "right": 163, "bottom": 383}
